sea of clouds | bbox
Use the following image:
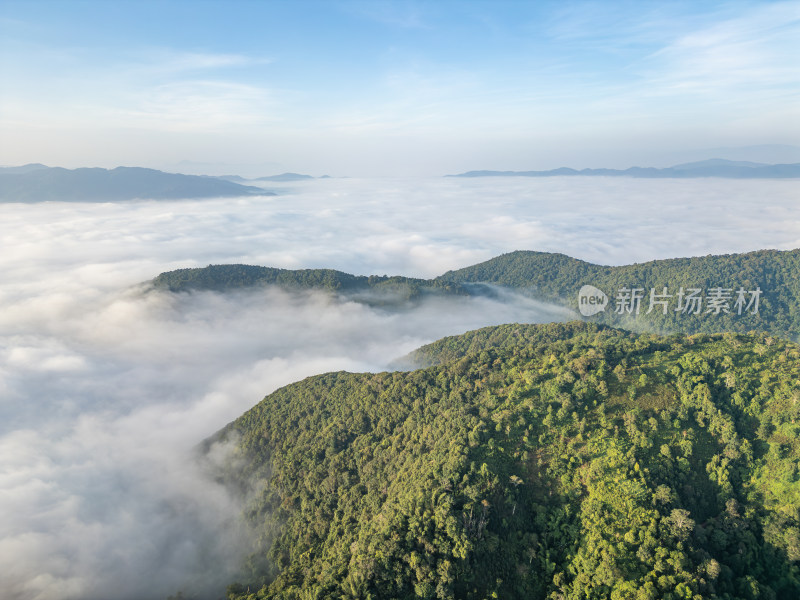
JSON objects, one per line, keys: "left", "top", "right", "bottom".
{"left": 1, "top": 176, "right": 799, "bottom": 600}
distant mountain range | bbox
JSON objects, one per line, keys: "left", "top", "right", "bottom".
{"left": 255, "top": 172, "right": 316, "bottom": 182}
{"left": 449, "top": 159, "right": 800, "bottom": 179}
{"left": 4, "top": 159, "right": 797, "bottom": 202}
{"left": 0, "top": 164, "right": 271, "bottom": 202}
{"left": 219, "top": 172, "right": 318, "bottom": 183}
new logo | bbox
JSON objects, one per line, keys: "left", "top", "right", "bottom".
{"left": 578, "top": 285, "right": 608, "bottom": 316}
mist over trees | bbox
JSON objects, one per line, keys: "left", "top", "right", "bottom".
{"left": 155, "top": 248, "right": 800, "bottom": 339}
{"left": 4, "top": 176, "right": 800, "bottom": 600}
{"left": 214, "top": 322, "right": 800, "bottom": 600}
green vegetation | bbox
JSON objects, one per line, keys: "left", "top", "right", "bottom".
{"left": 152, "top": 264, "right": 467, "bottom": 304}
{"left": 437, "top": 249, "right": 800, "bottom": 339}
{"left": 152, "top": 249, "right": 800, "bottom": 339}
{"left": 216, "top": 322, "right": 800, "bottom": 599}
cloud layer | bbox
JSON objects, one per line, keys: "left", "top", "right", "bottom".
{"left": 1, "top": 176, "right": 799, "bottom": 599}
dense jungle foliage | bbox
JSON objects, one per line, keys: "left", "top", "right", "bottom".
{"left": 151, "top": 264, "right": 468, "bottom": 303}
{"left": 216, "top": 322, "right": 800, "bottom": 600}
{"left": 153, "top": 249, "right": 800, "bottom": 339}
{"left": 436, "top": 250, "right": 800, "bottom": 339}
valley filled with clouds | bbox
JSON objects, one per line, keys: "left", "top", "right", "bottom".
{"left": 1, "top": 176, "right": 799, "bottom": 599}
{"left": 2, "top": 0, "right": 798, "bottom": 596}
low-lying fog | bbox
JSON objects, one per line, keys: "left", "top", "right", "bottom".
{"left": 2, "top": 176, "right": 798, "bottom": 600}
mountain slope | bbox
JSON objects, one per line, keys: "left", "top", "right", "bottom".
{"left": 215, "top": 322, "right": 800, "bottom": 599}
{"left": 0, "top": 165, "right": 268, "bottom": 201}
{"left": 436, "top": 249, "right": 800, "bottom": 340}
{"left": 152, "top": 264, "right": 469, "bottom": 304}
{"left": 153, "top": 248, "right": 800, "bottom": 340}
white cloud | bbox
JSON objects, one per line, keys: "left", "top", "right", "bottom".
{"left": 639, "top": 2, "right": 800, "bottom": 102}
{"left": 1, "top": 176, "right": 800, "bottom": 598}
{"left": 345, "top": 0, "right": 431, "bottom": 29}
{"left": 136, "top": 50, "right": 271, "bottom": 76}
{"left": 118, "top": 80, "right": 277, "bottom": 131}
{"left": 0, "top": 40, "right": 278, "bottom": 136}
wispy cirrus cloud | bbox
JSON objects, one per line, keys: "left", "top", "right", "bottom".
{"left": 134, "top": 49, "right": 272, "bottom": 75}
{"left": 642, "top": 1, "right": 800, "bottom": 96}
{"left": 1, "top": 45, "right": 279, "bottom": 134}
{"left": 343, "top": 0, "right": 431, "bottom": 29}
{"left": 2, "top": 1, "right": 798, "bottom": 175}
{"left": 117, "top": 80, "right": 277, "bottom": 131}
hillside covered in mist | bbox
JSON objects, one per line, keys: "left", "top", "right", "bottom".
{"left": 213, "top": 322, "right": 800, "bottom": 599}
{"left": 153, "top": 249, "right": 800, "bottom": 340}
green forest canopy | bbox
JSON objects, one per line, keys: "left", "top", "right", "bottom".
{"left": 151, "top": 264, "right": 468, "bottom": 304}
{"left": 213, "top": 321, "right": 800, "bottom": 600}
{"left": 152, "top": 249, "right": 800, "bottom": 340}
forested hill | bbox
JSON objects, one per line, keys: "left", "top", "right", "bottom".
{"left": 152, "top": 264, "right": 469, "bottom": 302}
{"left": 436, "top": 249, "right": 800, "bottom": 339}
{"left": 215, "top": 322, "right": 800, "bottom": 600}
{"left": 153, "top": 248, "right": 800, "bottom": 339}
{"left": 437, "top": 251, "right": 595, "bottom": 299}
{"left": 401, "top": 321, "right": 618, "bottom": 368}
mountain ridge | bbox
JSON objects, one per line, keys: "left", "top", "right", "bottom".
{"left": 151, "top": 248, "right": 800, "bottom": 340}
{"left": 215, "top": 321, "right": 800, "bottom": 599}
{"left": 0, "top": 165, "right": 270, "bottom": 202}
{"left": 448, "top": 159, "right": 800, "bottom": 179}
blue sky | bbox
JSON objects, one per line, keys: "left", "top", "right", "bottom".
{"left": 1, "top": 0, "right": 798, "bottom": 176}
